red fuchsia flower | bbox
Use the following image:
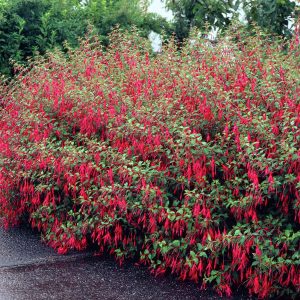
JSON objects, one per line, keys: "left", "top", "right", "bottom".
{"left": 253, "top": 276, "right": 260, "bottom": 294}
{"left": 255, "top": 246, "right": 262, "bottom": 257}
{"left": 57, "top": 247, "right": 68, "bottom": 255}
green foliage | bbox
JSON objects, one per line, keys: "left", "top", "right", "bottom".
{"left": 242, "top": 0, "right": 298, "bottom": 36}
{"left": 166, "top": 0, "right": 238, "bottom": 42}
{"left": 166, "top": 0, "right": 299, "bottom": 41}
{"left": 0, "top": 0, "right": 167, "bottom": 76}
{"left": 0, "top": 0, "right": 87, "bottom": 75}
{"left": 85, "top": 0, "right": 170, "bottom": 45}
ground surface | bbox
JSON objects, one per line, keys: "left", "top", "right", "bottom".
{"left": 0, "top": 221, "right": 253, "bottom": 300}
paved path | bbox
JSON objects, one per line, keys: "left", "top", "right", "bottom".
{"left": 0, "top": 222, "right": 252, "bottom": 300}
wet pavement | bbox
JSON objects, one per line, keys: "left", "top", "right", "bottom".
{"left": 0, "top": 223, "right": 59, "bottom": 267}
{"left": 0, "top": 221, "right": 253, "bottom": 300}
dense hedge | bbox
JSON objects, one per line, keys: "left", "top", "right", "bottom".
{"left": 0, "top": 29, "right": 299, "bottom": 298}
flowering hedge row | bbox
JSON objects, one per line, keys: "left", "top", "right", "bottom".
{"left": 0, "top": 29, "right": 299, "bottom": 298}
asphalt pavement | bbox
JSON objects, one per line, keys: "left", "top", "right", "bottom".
{"left": 0, "top": 220, "right": 253, "bottom": 300}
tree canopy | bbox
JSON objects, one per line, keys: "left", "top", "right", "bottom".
{"left": 0, "top": 0, "right": 168, "bottom": 76}
{"left": 165, "top": 0, "right": 299, "bottom": 42}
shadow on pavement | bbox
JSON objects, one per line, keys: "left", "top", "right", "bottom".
{"left": 0, "top": 221, "right": 254, "bottom": 300}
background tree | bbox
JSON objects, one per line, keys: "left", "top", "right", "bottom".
{"left": 0, "top": 0, "right": 86, "bottom": 76}
{"left": 242, "top": 0, "right": 298, "bottom": 36}
{"left": 85, "top": 0, "right": 170, "bottom": 45}
{"left": 165, "top": 0, "right": 299, "bottom": 42}
{"left": 0, "top": 0, "right": 168, "bottom": 76}
{"left": 165, "top": 0, "right": 239, "bottom": 42}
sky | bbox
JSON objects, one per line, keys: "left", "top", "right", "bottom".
{"left": 148, "top": 0, "right": 173, "bottom": 21}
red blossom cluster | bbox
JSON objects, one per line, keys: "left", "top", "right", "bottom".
{"left": 0, "top": 28, "right": 299, "bottom": 298}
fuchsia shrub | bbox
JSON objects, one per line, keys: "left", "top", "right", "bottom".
{"left": 0, "top": 28, "right": 299, "bottom": 298}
